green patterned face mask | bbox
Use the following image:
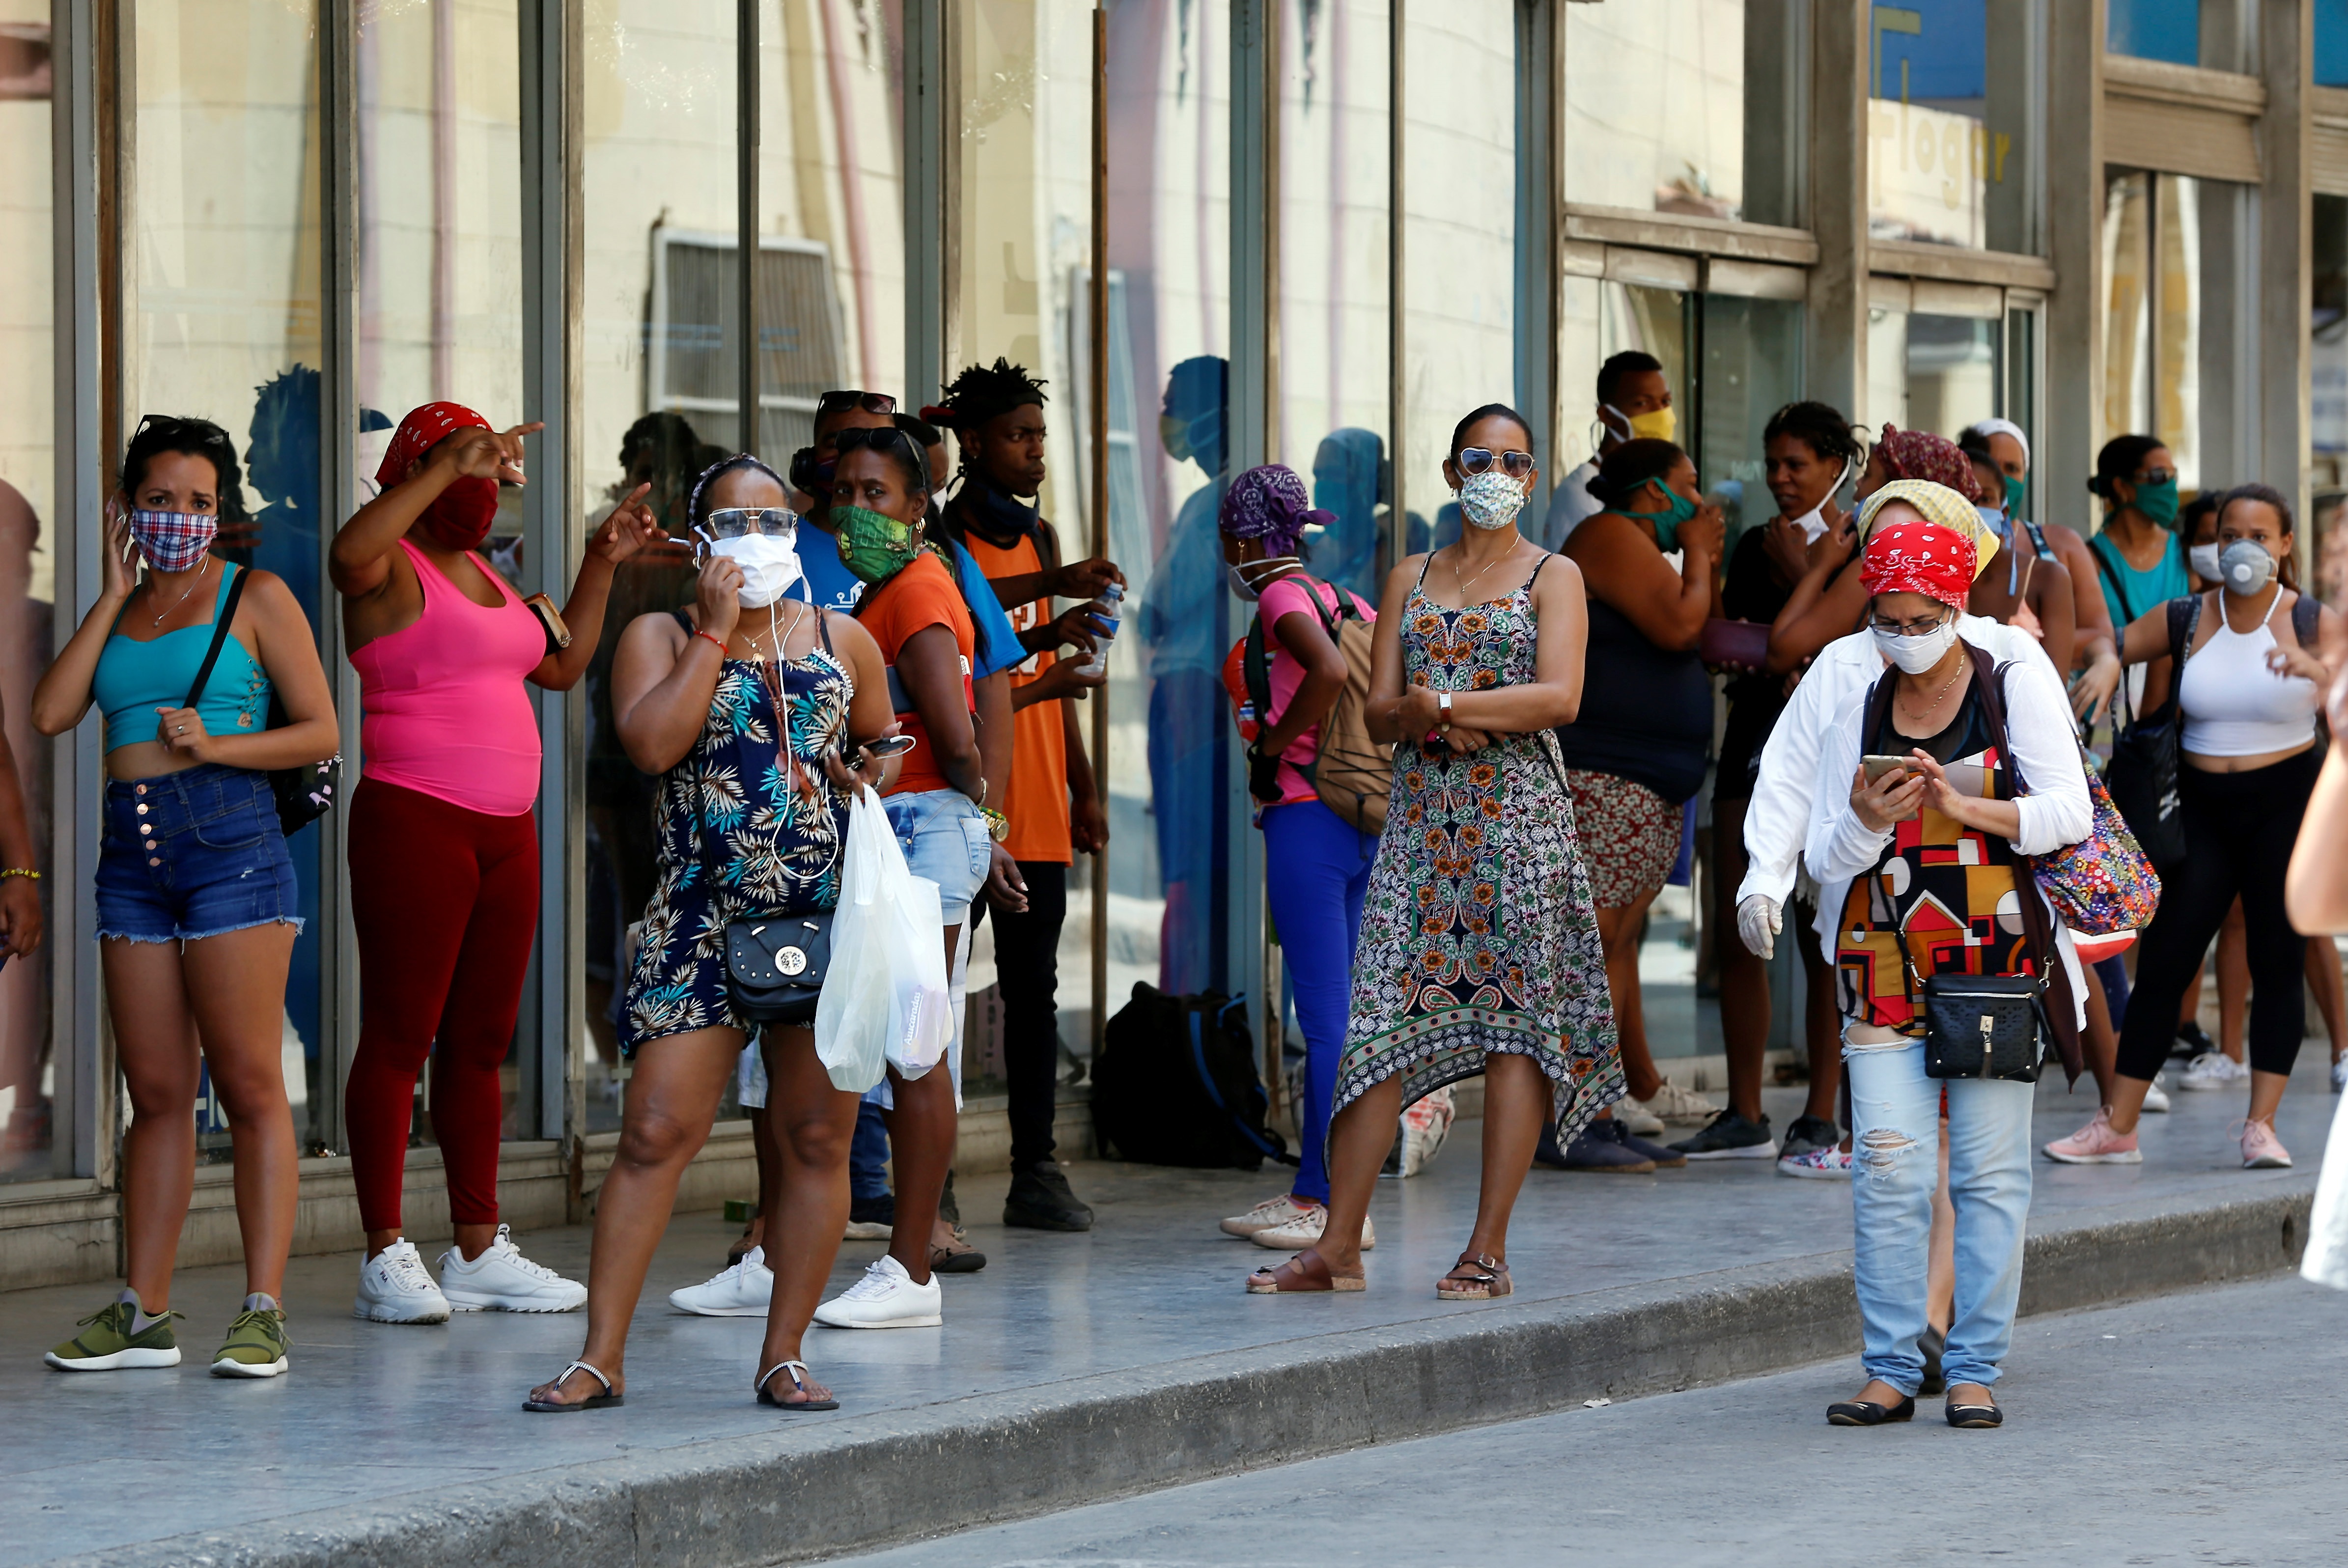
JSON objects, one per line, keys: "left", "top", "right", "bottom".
{"left": 834, "top": 504, "right": 921, "bottom": 583}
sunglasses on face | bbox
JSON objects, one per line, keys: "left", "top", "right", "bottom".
{"left": 1455, "top": 448, "right": 1535, "bottom": 479}
{"left": 698, "top": 506, "right": 798, "bottom": 541}
{"left": 2132, "top": 468, "right": 2178, "bottom": 487}
{"left": 817, "top": 390, "right": 898, "bottom": 417}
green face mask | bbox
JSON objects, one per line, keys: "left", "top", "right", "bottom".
{"left": 2003, "top": 472, "right": 2027, "bottom": 517}
{"left": 1641, "top": 477, "right": 1701, "bottom": 553}
{"left": 834, "top": 504, "right": 921, "bottom": 584}
{"left": 2127, "top": 475, "right": 2180, "bottom": 528}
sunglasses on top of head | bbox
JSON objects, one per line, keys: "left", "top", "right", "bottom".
{"left": 816, "top": 390, "right": 898, "bottom": 418}
{"left": 830, "top": 426, "right": 924, "bottom": 468}
{"left": 1455, "top": 448, "right": 1535, "bottom": 479}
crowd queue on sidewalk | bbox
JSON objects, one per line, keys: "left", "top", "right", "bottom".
{"left": 14, "top": 342, "right": 2348, "bottom": 1429}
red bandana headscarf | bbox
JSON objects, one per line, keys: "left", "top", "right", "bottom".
{"left": 1872, "top": 423, "right": 1984, "bottom": 504}
{"left": 378, "top": 401, "right": 500, "bottom": 551}
{"left": 1861, "top": 518, "right": 1979, "bottom": 610}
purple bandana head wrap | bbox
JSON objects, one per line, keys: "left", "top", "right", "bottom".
{"left": 1218, "top": 464, "right": 1331, "bottom": 556}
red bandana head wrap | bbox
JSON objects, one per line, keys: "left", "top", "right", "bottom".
{"left": 378, "top": 401, "right": 500, "bottom": 551}
{"left": 1873, "top": 423, "right": 1983, "bottom": 503}
{"left": 1861, "top": 518, "right": 1979, "bottom": 610}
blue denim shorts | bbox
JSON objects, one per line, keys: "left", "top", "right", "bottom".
{"left": 881, "top": 787, "right": 992, "bottom": 926}
{"left": 95, "top": 763, "right": 303, "bottom": 944}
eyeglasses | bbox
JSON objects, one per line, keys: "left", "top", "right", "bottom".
{"left": 1455, "top": 448, "right": 1535, "bottom": 479}
{"left": 1869, "top": 610, "right": 1953, "bottom": 637}
{"left": 699, "top": 506, "right": 798, "bottom": 541}
{"left": 2132, "top": 467, "right": 2178, "bottom": 487}
{"left": 817, "top": 390, "right": 898, "bottom": 418}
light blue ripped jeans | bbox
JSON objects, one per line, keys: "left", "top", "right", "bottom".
{"left": 1844, "top": 1027, "right": 2035, "bottom": 1395}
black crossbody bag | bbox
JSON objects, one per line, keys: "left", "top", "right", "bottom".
{"left": 185, "top": 565, "right": 342, "bottom": 839}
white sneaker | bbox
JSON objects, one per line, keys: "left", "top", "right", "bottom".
{"left": 1775, "top": 1144, "right": 1853, "bottom": 1180}
{"left": 2333, "top": 1056, "right": 2347, "bottom": 1094}
{"left": 2142, "top": 1071, "right": 2171, "bottom": 1113}
{"left": 1251, "top": 1207, "right": 1376, "bottom": 1251}
{"left": 1613, "top": 1098, "right": 1666, "bottom": 1138}
{"left": 811, "top": 1254, "right": 943, "bottom": 1329}
{"left": 669, "top": 1247, "right": 773, "bottom": 1316}
{"left": 438, "top": 1225, "right": 587, "bottom": 1313}
{"left": 354, "top": 1239, "right": 451, "bottom": 1324}
{"left": 1638, "top": 1080, "right": 1718, "bottom": 1126}
{"left": 2178, "top": 1051, "right": 2251, "bottom": 1091}
{"left": 1221, "top": 1193, "right": 1316, "bottom": 1238}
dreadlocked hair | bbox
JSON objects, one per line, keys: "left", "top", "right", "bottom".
{"left": 934, "top": 357, "right": 1049, "bottom": 435}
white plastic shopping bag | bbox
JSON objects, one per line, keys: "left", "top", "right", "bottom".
{"left": 812, "top": 787, "right": 952, "bottom": 1092}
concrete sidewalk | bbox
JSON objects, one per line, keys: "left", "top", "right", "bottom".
{"left": 8, "top": 1056, "right": 2338, "bottom": 1568}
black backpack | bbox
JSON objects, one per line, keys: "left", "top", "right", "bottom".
{"left": 1092, "top": 984, "right": 1296, "bottom": 1171}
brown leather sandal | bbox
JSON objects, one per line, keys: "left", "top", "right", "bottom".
{"left": 1436, "top": 1251, "right": 1511, "bottom": 1300}
{"left": 1247, "top": 1246, "right": 1366, "bottom": 1294}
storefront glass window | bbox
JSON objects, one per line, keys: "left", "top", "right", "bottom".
{"left": 131, "top": 0, "right": 330, "bottom": 1153}
{"left": 2103, "top": 168, "right": 2241, "bottom": 496}
{"left": 1561, "top": 0, "right": 1800, "bottom": 229}
{"left": 1278, "top": 0, "right": 1391, "bottom": 609}
{"left": 2316, "top": 194, "right": 2348, "bottom": 491}
{"left": 1869, "top": 1, "right": 2038, "bottom": 255}
{"left": 2107, "top": 0, "right": 2209, "bottom": 65}
{"left": 1867, "top": 307, "right": 2002, "bottom": 443}
{"left": 1700, "top": 292, "right": 1806, "bottom": 547}
{"left": 0, "top": 0, "right": 54, "bottom": 1178}
{"left": 2321, "top": 0, "right": 2348, "bottom": 88}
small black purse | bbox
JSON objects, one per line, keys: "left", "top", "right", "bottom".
{"left": 186, "top": 564, "right": 342, "bottom": 839}
{"left": 1912, "top": 965, "right": 2048, "bottom": 1084}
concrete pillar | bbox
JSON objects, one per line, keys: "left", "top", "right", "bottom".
{"left": 2045, "top": 0, "right": 2107, "bottom": 533}
{"left": 2262, "top": 0, "right": 2314, "bottom": 532}
{"left": 1806, "top": 0, "right": 1868, "bottom": 424}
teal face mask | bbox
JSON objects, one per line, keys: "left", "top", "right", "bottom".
{"left": 2003, "top": 472, "right": 2027, "bottom": 517}
{"left": 1641, "top": 477, "right": 1701, "bottom": 553}
{"left": 2128, "top": 475, "right": 2180, "bottom": 528}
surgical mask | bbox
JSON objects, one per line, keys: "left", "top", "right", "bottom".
{"left": 2188, "top": 542, "right": 2223, "bottom": 583}
{"left": 833, "top": 504, "right": 921, "bottom": 584}
{"left": 2127, "top": 475, "right": 2180, "bottom": 528}
{"left": 1604, "top": 403, "right": 1677, "bottom": 445}
{"left": 1638, "top": 477, "right": 1700, "bottom": 554}
{"left": 2003, "top": 472, "right": 2028, "bottom": 516}
{"left": 1226, "top": 556, "right": 1298, "bottom": 602}
{"left": 710, "top": 533, "right": 803, "bottom": 609}
{"left": 1789, "top": 459, "right": 1854, "bottom": 543}
{"left": 127, "top": 509, "right": 220, "bottom": 572}
{"left": 417, "top": 475, "right": 500, "bottom": 551}
{"left": 1457, "top": 469, "right": 1529, "bottom": 532}
{"left": 2218, "top": 539, "right": 2277, "bottom": 596}
{"left": 1873, "top": 616, "right": 1960, "bottom": 675}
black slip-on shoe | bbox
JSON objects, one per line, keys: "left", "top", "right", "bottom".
{"left": 1827, "top": 1395, "right": 1916, "bottom": 1426}
{"left": 1946, "top": 1396, "right": 2004, "bottom": 1428}
{"left": 1556, "top": 1119, "right": 1656, "bottom": 1174}
{"left": 1003, "top": 1162, "right": 1094, "bottom": 1232}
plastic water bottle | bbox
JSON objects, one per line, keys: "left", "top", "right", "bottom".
{"left": 1080, "top": 581, "right": 1123, "bottom": 677}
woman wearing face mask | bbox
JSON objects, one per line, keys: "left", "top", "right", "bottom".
{"left": 1705, "top": 403, "right": 1863, "bottom": 1171}
{"left": 2063, "top": 485, "right": 2342, "bottom": 1171}
{"left": 332, "top": 402, "right": 664, "bottom": 1325}
{"left": 1248, "top": 403, "right": 1618, "bottom": 1297}
{"left": 1809, "top": 481, "right": 2091, "bottom": 1430}
{"left": 1214, "top": 465, "right": 1381, "bottom": 1252}
{"left": 525, "top": 455, "right": 900, "bottom": 1412}
{"left": 1550, "top": 438, "right": 1725, "bottom": 1167}
{"left": 32, "top": 415, "right": 339, "bottom": 1378}
{"left": 2085, "top": 435, "right": 2189, "bottom": 659}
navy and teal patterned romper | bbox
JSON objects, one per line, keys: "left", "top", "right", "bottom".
{"left": 621, "top": 610, "right": 854, "bottom": 1052}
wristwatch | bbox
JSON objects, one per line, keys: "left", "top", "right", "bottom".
{"left": 1437, "top": 691, "right": 1454, "bottom": 729}
{"left": 980, "top": 806, "right": 1011, "bottom": 843}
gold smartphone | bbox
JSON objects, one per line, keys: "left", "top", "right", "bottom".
{"left": 1861, "top": 754, "right": 1917, "bottom": 784}
{"left": 523, "top": 591, "right": 572, "bottom": 653}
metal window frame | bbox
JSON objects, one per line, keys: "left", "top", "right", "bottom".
{"left": 1227, "top": 0, "right": 1274, "bottom": 1013}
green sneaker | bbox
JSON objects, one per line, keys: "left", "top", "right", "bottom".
{"left": 44, "top": 1295, "right": 184, "bottom": 1372}
{"left": 210, "top": 1300, "right": 290, "bottom": 1379}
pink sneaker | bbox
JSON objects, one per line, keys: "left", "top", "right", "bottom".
{"left": 2043, "top": 1108, "right": 2141, "bottom": 1165}
{"left": 2237, "top": 1117, "right": 2292, "bottom": 1169}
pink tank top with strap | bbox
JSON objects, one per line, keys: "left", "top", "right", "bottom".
{"left": 350, "top": 538, "right": 546, "bottom": 816}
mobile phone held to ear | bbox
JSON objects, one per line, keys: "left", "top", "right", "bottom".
{"left": 523, "top": 592, "right": 572, "bottom": 655}
{"left": 1861, "top": 754, "right": 1918, "bottom": 784}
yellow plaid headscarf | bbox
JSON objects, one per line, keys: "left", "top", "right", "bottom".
{"left": 1856, "top": 478, "right": 1999, "bottom": 583}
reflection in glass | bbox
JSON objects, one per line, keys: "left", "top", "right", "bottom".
{"left": 2316, "top": 195, "right": 2348, "bottom": 486}
{"left": 1867, "top": 309, "right": 2000, "bottom": 443}
{"left": 1868, "top": 1, "right": 2035, "bottom": 255}
{"left": 133, "top": 0, "right": 327, "bottom": 1150}
{"left": 2101, "top": 169, "right": 2209, "bottom": 492}
{"left": 1699, "top": 294, "right": 1804, "bottom": 548}
{"left": 2106, "top": 0, "right": 2205, "bottom": 65}
{"left": 0, "top": 0, "right": 54, "bottom": 1177}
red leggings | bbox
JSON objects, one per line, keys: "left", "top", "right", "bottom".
{"left": 345, "top": 777, "right": 538, "bottom": 1234}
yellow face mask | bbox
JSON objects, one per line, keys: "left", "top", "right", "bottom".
{"left": 1605, "top": 402, "right": 1677, "bottom": 445}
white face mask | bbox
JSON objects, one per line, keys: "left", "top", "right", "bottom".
{"left": 1788, "top": 458, "right": 1854, "bottom": 543}
{"left": 1457, "top": 469, "right": 1529, "bottom": 532}
{"left": 711, "top": 532, "right": 803, "bottom": 609}
{"left": 1226, "top": 556, "right": 1298, "bottom": 603}
{"left": 2188, "top": 543, "right": 2223, "bottom": 583}
{"left": 1873, "top": 616, "right": 1959, "bottom": 675}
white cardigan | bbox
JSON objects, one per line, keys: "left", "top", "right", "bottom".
{"left": 1801, "top": 637, "right": 2095, "bottom": 1026}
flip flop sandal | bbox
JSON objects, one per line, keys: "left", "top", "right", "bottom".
{"left": 522, "top": 1359, "right": 623, "bottom": 1413}
{"left": 756, "top": 1359, "right": 840, "bottom": 1413}
{"left": 1436, "top": 1252, "right": 1511, "bottom": 1301}
{"left": 1247, "top": 1247, "right": 1366, "bottom": 1294}
{"left": 929, "top": 1242, "right": 988, "bottom": 1275}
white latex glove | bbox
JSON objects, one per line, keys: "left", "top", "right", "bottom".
{"left": 1736, "top": 893, "right": 1782, "bottom": 960}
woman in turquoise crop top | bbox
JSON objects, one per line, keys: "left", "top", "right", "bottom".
{"left": 29, "top": 417, "right": 339, "bottom": 1379}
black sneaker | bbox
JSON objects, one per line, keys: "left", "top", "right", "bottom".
{"left": 1003, "top": 1162, "right": 1094, "bottom": 1231}
{"left": 938, "top": 1171, "right": 961, "bottom": 1227}
{"left": 1669, "top": 1110, "right": 1778, "bottom": 1161}
{"left": 844, "top": 1193, "right": 894, "bottom": 1240}
{"left": 1554, "top": 1119, "right": 1656, "bottom": 1174}
{"left": 2175, "top": 1021, "right": 2216, "bottom": 1062}
{"left": 1777, "top": 1114, "right": 1841, "bottom": 1160}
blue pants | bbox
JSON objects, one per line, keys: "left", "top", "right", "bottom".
{"left": 848, "top": 1099, "right": 889, "bottom": 1200}
{"left": 1262, "top": 800, "right": 1379, "bottom": 1204}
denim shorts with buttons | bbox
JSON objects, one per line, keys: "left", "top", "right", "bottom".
{"left": 880, "top": 787, "right": 992, "bottom": 927}
{"left": 96, "top": 763, "right": 303, "bottom": 944}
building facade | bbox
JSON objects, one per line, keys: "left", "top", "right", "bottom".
{"left": 1, "top": 0, "right": 2343, "bottom": 1286}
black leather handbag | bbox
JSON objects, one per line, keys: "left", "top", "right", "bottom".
{"left": 1915, "top": 969, "right": 2049, "bottom": 1084}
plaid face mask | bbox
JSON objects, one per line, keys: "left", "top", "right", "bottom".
{"left": 129, "top": 509, "right": 219, "bottom": 572}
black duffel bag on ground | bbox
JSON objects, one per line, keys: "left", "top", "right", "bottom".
{"left": 1093, "top": 983, "right": 1296, "bottom": 1170}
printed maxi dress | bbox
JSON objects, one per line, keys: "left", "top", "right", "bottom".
{"left": 1332, "top": 556, "right": 1623, "bottom": 1146}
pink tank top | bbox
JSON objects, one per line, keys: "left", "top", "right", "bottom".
{"left": 350, "top": 539, "right": 545, "bottom": 815}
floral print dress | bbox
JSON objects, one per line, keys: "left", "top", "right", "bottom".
{"left": 1332, "top": 557, "right": 1622, "bottom": 1146}
{"left": 621, "top": 610, "right": 853, "bottom": 1053}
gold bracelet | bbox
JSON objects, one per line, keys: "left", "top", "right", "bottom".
{"left": 0, "top": 868, "right": 38, "bottom": 881}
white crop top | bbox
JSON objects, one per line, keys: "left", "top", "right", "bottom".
{"left": 2179, "top": 597, "right": 2321, "bottom": 757}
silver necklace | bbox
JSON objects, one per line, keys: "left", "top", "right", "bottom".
{"left": 148, "top": 555, "right": 212, "bottom": 628}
